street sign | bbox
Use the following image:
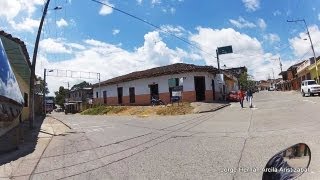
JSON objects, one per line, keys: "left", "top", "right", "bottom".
{"left": 217, "top": 45, "right": 233, "bottom": 55}
{"left": 173, "top": 85, "right": 183, "bottom": 91}
{"left": 172, "top": 91, "right": 182, "bottom": 97}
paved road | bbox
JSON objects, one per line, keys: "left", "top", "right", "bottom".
{"left": 9, "top": 91, "right": 320, "bottom": 179}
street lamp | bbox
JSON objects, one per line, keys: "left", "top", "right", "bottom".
{"left": 29, "top": 2, "right": 62, "bottom": 128}
{"left": 287, "top": 19, "right": 319, "bottom": 83}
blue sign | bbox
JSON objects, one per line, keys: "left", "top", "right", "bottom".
{"left": 0, "top": 38, "right": 24, "bottom": 105}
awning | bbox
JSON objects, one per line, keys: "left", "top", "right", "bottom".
{"left": 0, "top": 34, "right": 31, "bottom": 85}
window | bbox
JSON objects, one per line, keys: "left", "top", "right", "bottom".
{"left": 96, "top": 92, "right": 99, "bottom": 98}
{"left": 308, "top": 81, "right": 316, "bottom": 85}
{"left": 129, "top": 87, "right": 135, "bottom": 103}
{"left": 24, "top": 93, "right": 28, "bottom": 107}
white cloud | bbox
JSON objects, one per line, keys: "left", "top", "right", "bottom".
{"left": 189, "top": 27, "right": 281, "bottom": 80}
{"left": 170, "top": 7, "right": 176, "bottom": 14}
{"left": 289, "top": 25, "right": 320, "bottom": 57}
{"left": 36, "top": 31, "right": 201, "bottom": 95}
{"left": 159, "top": 25, "right": 187, "bottom": 37}
{"left": 39, "top": 38, "right": 72, "bottom": 54}
{"left": 67, "top": 43, "right": 86, "bottom": 50}
{"left": 273, "top": 10, "right": 281, "bottom": 16}
{"left": 263, "top": 33, "right": 280, "bottom": 44}
{"left": 257, "top": 18, "right": 267, "bottom": 30}
{"left": 0, "top": 0, "right": 21, "bottom": 20}
{"left": 9, "top": 18, "right": 40, "bottom": 32}
{"left": 242, "top": 0, "right": 260, "bottom": 12}
{"left": 137, "top": 0, "right": 143, "bottom": 5}
{"left": 151, "top": 0, "right": 161, "bottom": 5}
{"left": 112, "top": 29, "right": 120, "bottom": 35}
{"left": 56, "top": 18, "right": 68, "bottom": 28}
{"left": 229, "top": 17, "right": 256, "bottom": 29}
{"left": 0, "top": 0, "right": 43, "bottom": 20}
{"left": 99, "top": 1, "right": 113, "bottom": 16}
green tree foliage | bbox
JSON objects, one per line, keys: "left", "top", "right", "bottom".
{"left": 71, "top": 81, "right": 91, "bottom": 91}
{"left": 35, "top": 76, "right": 49, "bottom": 95}
{"left": 238, "top": 72, "right": 255, "bottom": 90}
{"left": 54, "top": 86, "right": 68, "bottom": 107}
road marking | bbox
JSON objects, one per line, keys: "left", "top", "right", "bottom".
{"left": 303, "top": 99, "right": 317, "bottom": 104}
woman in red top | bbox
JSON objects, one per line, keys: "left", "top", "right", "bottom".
{"left": 238, "top": 89, "right": 245, "bottom": 108}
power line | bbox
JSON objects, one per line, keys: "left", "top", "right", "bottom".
{"left": 91, "top": 0, "right": 217, "bottom": 59}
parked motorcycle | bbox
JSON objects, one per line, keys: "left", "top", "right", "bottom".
{"left": 151, "top": 96, "right": 165, "bottom": 106}
{"left": 262, "top": 143, "right": 311, "bottom": 180}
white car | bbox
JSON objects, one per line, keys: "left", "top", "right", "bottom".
{"left": 301, "top": 80, "right": 320, "bottom": 97}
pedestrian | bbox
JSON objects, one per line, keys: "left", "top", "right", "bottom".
{"left": 247, "top": 89, "right": 253, "bottom": 108}
{"left": 246, "top": 90, "right": 248, "bottom": 101}
{"left": 238, "top": 89, "right": 245, "bottom": 108}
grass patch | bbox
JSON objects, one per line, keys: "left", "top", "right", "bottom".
{"left": 81, "top": 106, "right": 128, "bottom": 115}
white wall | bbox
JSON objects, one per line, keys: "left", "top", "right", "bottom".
{"left": 93, "top": 72, "right": 215, "bottom": 98}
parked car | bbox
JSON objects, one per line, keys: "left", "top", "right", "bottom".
{"left": 226, "top": 91, "right": 240, "bottom": 102}
{"left": 301, "top": 80, "right": 320, "bottom": 97}
{"left": 54, "top": 107, "right": 63, "bottom": 112}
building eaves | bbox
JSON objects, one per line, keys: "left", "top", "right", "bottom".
{"left": 93, "top": 63, "right": 218, "bottom": 87}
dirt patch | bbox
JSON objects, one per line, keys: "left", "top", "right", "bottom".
{"left": 81, "top": 103, "right": 194, "bottom": 116}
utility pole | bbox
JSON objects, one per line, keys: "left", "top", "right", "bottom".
{"left": 98, "top": 73, "right": 101, "bottom": 105}
{"left": 43, "top": 68, "right": 46, "bottom": 115}
{"left": 279, "top": 57, "right": 283, "bottom": 72}
{"left": 216, "top": 49, "right": 221, "bottom": 73}
{"left": 29, "top": 0, "right": 51, "bottom": 129}
{"left": 287, "top": 19, "right": 319, "bottom": 83}
{"left": 272, "top": 68, "right": 275, "bottom": 80}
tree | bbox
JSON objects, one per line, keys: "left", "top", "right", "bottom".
{"left": 35, "top": 76, "right": 49, "bottom": 95}
{"left": 238, "top": 72, "right": 255, "bottom": 90}
{"left": 71, "top": 81, "right": 91, "bottom": 91}
{"left": 54, "top": 86, "right": 68, "bottom": 107}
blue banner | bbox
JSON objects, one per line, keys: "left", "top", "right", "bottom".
{"left": 0, "top": 38, "right": 24, "bottom": 105}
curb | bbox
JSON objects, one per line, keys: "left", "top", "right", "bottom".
{"left": 197, "top": 103, "right": 231, "bottom": 114}
{"left": 48, "top": 116, "right": 72, "bottom": 130}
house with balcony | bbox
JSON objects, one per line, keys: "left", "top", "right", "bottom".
{"left": 307, "top": 56, "right": 320, "bottom": 82}
{"left": 278, "top": 61, "right": 305, "bottom": 91}
{"left": 67, "top": 87, "right": 93, "bottom": 112}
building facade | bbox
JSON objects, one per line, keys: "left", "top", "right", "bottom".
{"left": 93, "top": 63, "right": 238, "bottom": 106}
{"left": 0, "top": 31, "right": 32, "bottom": 152}
{"left": 67, "top": 87, "right": 93, "bottom": 112}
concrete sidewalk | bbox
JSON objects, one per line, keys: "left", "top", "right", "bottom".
{"left": 0, "top": 116, "right": 70, "bottom": 179}
{"left": 191, "top": 101, "right": 230, "bottom": 113}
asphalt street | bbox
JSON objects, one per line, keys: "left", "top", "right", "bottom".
{"left": 9, "top": 91, "right": 320, "bottom": 179}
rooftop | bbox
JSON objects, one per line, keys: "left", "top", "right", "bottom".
{"left": 0, "top": 30, "right": 31, "bottom": 84}
{"left": 94, "top": 63, "right": 221, "bottom": 87}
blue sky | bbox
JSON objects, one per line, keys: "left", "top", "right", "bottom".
{"left": 1, "top": 0, "right": 320, "bottom": 95}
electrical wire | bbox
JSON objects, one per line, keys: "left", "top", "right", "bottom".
{"left": 90, "top": 0, "right": 217, "bottom": 59}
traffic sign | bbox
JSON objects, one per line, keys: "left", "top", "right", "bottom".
{"left": 217, "top": 45, "right": 233, "bottom": 55}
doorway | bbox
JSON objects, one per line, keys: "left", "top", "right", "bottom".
{"left": 211, "top": 79, "right": 215, "bottom": 101}
{"left": 194, "top": 76, "right": 206, "bottom": 101}
{"left": 149, "top": 84, "right": 159, "bottom": 100}
{"left": 103, "top": 91, "right": 107, "bottom": 104}
{"left": 117, "top": 87, "right": 123, "bottom": 104}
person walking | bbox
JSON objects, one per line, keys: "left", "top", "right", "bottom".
{"left": 247, "top": 88, "right": 253, "bottom": 108}
{"left": 238, "top": 89, "right": 245, "bottom": 108}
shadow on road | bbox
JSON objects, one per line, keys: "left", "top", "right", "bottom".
{"left": 0, "top": 116, "right": 45, "bottom": 165}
